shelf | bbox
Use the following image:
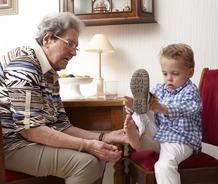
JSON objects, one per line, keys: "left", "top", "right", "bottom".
{"left": 59, "top": 0, "right": 156, "bottom": 26}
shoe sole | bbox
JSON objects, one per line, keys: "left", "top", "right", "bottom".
{"left": 130, "top": 69, "right": 149, "bottom": 114}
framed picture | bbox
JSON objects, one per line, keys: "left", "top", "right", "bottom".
{"left": 0, "top": 0, "right": 18, "bottom": 16}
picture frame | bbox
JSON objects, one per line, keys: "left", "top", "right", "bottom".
{"left": 0, "top": 0, "right": 18, "bottom": 16}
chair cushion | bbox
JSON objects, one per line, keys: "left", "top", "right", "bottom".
{"left": 129, "top": 150, "right": 158, "bottom": 171}
{"left": 129, "top": 150, "right": 218, "bottom": 171}
{"left": 5, "top": 169, "right": 32, "bottom": 182}
{"left": 179, "top": 152, "right": 218, "bottom": 169}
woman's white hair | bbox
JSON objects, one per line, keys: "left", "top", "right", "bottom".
{"left": 36, "top": 12, "right": 84, "bottom": 45}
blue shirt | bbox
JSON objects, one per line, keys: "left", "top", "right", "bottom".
{"left": 152, "top": 80, "right": 202, "bottom": 153}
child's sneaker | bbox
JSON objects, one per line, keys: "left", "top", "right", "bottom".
{"left": 130, "top": 69, "right": 149, "bottom": 114}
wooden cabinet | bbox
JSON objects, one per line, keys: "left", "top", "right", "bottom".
{"left": 59, "top": 0, "right": 155, "bottom": 26}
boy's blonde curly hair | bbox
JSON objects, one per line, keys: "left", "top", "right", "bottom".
{"left": 160, "top": 43, "right": 195, "bottom": 68}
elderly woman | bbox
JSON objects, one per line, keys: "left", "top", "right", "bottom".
{"left": 0, "top": 12, "right": 129, "bottom": 184}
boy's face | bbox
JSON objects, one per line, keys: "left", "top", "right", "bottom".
{"left": 160, "top": 56, "right": 194, "bottom": 90}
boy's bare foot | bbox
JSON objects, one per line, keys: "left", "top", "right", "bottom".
{"left": 124, "top": 114, "right": 140, "bottom": 150}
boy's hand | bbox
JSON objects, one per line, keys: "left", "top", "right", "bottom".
{"left": 123, "top": 96, "right": 134, "bottom": 114}
{"left": 149, "top": 97, "right": 168, "bottom": 115}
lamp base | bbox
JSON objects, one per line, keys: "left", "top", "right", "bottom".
{"left": 96, "top": 77, "right": 104, "bottom": 97}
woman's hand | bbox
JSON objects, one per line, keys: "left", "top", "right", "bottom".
{"left": 102, "top": 129, "right": 129, "bottom": 145}
{"left": 84, "top": 140, "right": 122, "bottom": 163}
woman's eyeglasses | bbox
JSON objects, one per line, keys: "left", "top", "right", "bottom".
{"left": 54, "top": 35, "right": 79, "bottom": 51}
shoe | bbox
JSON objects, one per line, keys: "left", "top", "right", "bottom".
{"left": 130, "top": 69, "right": 149, "bottom": 114}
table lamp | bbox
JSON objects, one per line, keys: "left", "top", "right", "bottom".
{"left": 85, "top": 34, "right": 114, "bottom": 96}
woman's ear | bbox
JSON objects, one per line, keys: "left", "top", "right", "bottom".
{"left": 42, "top": 33, "right": 52, "bottom": 48}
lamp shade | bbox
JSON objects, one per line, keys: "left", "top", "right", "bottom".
{"left": 85, "top": 34, "right": 114, "bottom": 53}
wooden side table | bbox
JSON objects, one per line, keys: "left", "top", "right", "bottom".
{"left": 63, "top": 98, "right": 125, "bottom": 184}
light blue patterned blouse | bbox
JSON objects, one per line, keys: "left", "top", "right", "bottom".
{"left": 0, "top": 41, "right": 71, "bottom": 152}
